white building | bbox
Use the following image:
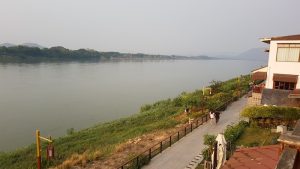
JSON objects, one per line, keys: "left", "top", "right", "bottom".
{"left": 261, "top": 34, "right": 300, "bottom": 90}
{"left": 250, "top": 34, "right": 300, "bottom": 106}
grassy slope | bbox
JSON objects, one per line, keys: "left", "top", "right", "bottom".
{"left": 0, "top": 75, "right": 250, "bottom": 169}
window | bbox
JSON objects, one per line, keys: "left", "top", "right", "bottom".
{"left": 276, "top": 44, "right": 300, "bottom": 62}
{"left": 274, "top": 81, "right": 295, "bottom": 90}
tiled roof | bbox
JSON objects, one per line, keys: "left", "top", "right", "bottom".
{"left": 261, "top": 89, "right": 300, "bottom": 107}
{"left": 221, "top": 145, "right": 280, "bottom": 169}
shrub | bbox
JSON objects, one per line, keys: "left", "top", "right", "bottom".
{"left": 241, "top": 106, "right": 300, "bottom": 120}
{"left": 209, "top": 80, "right": 223, "bottom": 94}
{"left": 67, "top": 128, "right": 75, "bottom": 135}
{"left": 203, "top": 134, "right": 216, "bottom": 146}
{"left": 202, "top": 134, "right": 216, "bottom": 161}
{"left": 201, "top": 148, "right": 211, "bottom": 161}
{"left": 224, "top": 121, "right": 248, "bottom": 144}
{"left": 140, "top": 104, "right": 152, "bottom": 112}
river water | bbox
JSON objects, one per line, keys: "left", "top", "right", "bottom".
{"left": 0, "top": 59, "right": 266, "bottom": 151}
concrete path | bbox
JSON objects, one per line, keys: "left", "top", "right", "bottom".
{"left": 143, "top": 96, "right": 248, "bottom": 169}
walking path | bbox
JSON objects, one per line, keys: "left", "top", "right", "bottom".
{"left": 143, "top": 96, "right": 248, "bottom": 169}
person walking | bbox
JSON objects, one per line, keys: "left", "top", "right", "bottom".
{"left": 209, "top": 111, "right": 215, "bottom": 125}
{"left": 215, "top": 111, "right": 220, "bottom": 124}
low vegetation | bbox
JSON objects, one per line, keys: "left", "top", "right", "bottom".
{"left": 0, "top": 75, "right": 251, "bottom": 169}
{"left": 201, "top": 121, "right": 248, "bottom": 161}
{"left": 236, "top": 127, "right": 280, "bottom": 147}
{"left": 241, "top": 106, "right": 300, "bottom": 120}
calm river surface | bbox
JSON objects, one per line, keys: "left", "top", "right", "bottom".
{"left": 0, "top": 59, "right": 266, "bottom": 151}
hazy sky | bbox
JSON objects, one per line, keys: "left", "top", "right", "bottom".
{"left": 0, "top": 0, "right": 300, "bottom": 56}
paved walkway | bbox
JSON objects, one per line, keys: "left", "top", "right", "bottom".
{"left": 143, "top": 96, "right": 247, "bottom": 169}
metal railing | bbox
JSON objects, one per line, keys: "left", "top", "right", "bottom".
{"left": 117, "top": 91, "right": 245, "bottom": 169}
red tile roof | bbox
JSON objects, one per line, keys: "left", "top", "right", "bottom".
{"left": 221, "top": 145, "right": 280, "bottom": 169}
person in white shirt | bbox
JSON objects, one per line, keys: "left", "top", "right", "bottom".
{"left": 209, "top": 111, "right": 215, "bottom": 125}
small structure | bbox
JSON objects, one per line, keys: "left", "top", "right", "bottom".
{"left": 248, "top": 66, "right": 268, "bottom": 106}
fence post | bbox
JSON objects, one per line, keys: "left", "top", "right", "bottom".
{"left": 196, "top": 119, "right": 198, "bottom": 127}
{"left": 149, "top": 148, "right": 151, "bottom": 161}
{"left": 177, "top": 131, "right": 180, "bottom": 140}
{"left": 160, "top": 142, "right": 163, "bottom": 153}
{"left": 190, "top": 123, "right": 193, "bottom": 132}
{"left": 136, "top": 156, "right": 139, "bottom": 168}
{"left": 184, "top": 127, "right": 186, "bottom": 136}
{"left": 169, "top": 136, "right": 172, "bottom": 146}
{"left": 201, "top": 116, "right": 204, "bottom": 124}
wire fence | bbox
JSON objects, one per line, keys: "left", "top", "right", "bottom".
{"left": 117, "top": 91, "right": 246, "bottom": 169}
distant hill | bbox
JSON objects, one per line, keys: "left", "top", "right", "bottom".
{"left": 0, "top": 43, "right": 16, "bottom": 47}
{"left": 0, "top": 45, "right": 219, "bottom": 63}
{"left": 234, "top": 48, "right": 268, "bottom": 61}
{"left": 0, "top": 44, "right": 266, "bottom": 63}
{"left": 20, "top": 43, "right": 45, "bottom": 49}
{"left": 0, "top": 43, "right": 45, "bottom": 49}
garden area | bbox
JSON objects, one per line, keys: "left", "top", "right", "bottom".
{"left": 197, "top": 105, "right": 300, "bottom": 169}
{"left": 197, "top": 121, "right": 280, "bottom": 169}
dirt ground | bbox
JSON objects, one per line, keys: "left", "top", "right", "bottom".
{"left": 79, "top": 124, "right": 185, "bottom": 169}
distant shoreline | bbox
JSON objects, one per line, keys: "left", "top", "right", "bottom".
{"left": 0, "top": 45, "right": 268, "bottom": 63}
{"left": 0, "top": 45, "right": 222, "bottom": 63}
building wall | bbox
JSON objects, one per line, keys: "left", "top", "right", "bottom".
{"left": 265, "top": 40, "right": 300, "bottom": 89}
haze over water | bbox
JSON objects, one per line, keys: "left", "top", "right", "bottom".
{"left": 0, "top": 59, "right": 265, "bottom": 151}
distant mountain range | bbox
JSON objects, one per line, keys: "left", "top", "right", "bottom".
{"left": 0, "top": 43, "right": 268, "bottom": 62}
{"left": 0, "top": 43, "right": 45, "bottom": 49}
{"left": 233, "top": 48, "right": 268, "bottom": 61}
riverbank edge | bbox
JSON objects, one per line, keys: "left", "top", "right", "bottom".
{"left": 0, "top": 75, "right": 251, "bottom": 169}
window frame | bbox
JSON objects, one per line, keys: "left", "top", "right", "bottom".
{"left": 276, "top": 43, "right": 300, "bottom": 62}
{"left": 273, "top": 81, "right": 295, "bottom": 90}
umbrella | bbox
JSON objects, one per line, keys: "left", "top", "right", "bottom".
{"left": 211, "top": 134, "right": 227, "bottom": 169}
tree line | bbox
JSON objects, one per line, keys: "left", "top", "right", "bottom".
{"left": 0, "top": 46, "right": 174, "bottom": 62}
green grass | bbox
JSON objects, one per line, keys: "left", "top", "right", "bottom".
{"left": 0, "top": 75, "right": 251, "bottom": 169}
{"left": 236, "top": 127, "right": 280, "bottom": 147}
{"left": 0, "top": 106, "right": 180, "bottom": 169}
